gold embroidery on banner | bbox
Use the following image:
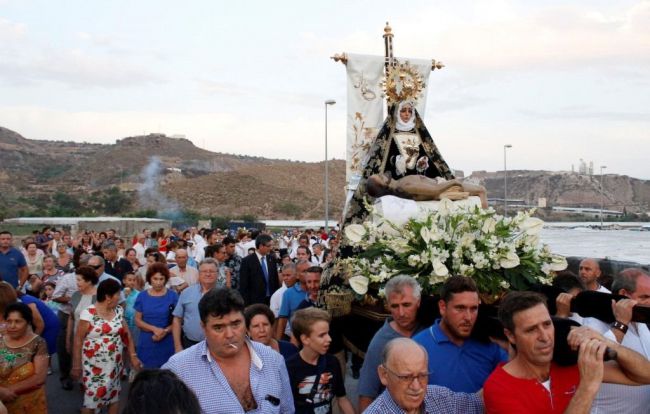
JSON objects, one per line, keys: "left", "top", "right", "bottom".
{"left": 350, "top": 112, "right": 377, "bottom": 174}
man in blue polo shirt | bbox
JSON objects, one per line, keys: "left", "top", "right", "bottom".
{"left": 0, "top": 231, "right": 28, "bottom": 289}
{"left": 275, "top": 259, "right": 310, "bottom": 340}
{"left": 413, "top": 275, "right": 507, "bottom": 393}
{"left": 172, "top": 258, "right": 219, "bottom": 350}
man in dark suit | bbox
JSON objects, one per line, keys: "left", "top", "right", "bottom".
{"left": 238, "top": 234, "right": 280, "bottom": 306}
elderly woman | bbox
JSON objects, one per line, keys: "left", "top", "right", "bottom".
{"left": 0, "top": 302, "right": 48, "bottom": 413}
{"left": 39, "top": 255, "right": 64, "bottom": 286}
{"left": 55, "top": 243, "right": 74, "bottom": 273}
{"left": 244, "top": 304, "right": 298, "bottom": 360}
{"left": 134, "top": 262, "right": 178, "bottom": 368}
{"left": 23, "top": 242, "right": 43, "bottom": 276}
{"left": 65, "top": 266, "right": 99, "bottom": 355}
{"left": 72, "top": 279, "right": 140, "bottom": 414}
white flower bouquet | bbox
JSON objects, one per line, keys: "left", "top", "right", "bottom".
{"left": 340, "top": 199, "right": 567, "bottom": 297}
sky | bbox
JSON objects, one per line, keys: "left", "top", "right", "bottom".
{"left": 1, "top": 0, "right": 649, "bottom": 179}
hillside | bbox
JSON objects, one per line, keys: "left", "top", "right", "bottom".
{"left": 0, "top": 126, "right": 346, "bottom": 220}
{"left": 1, "top": 126, "right": 648, "bottom": 220}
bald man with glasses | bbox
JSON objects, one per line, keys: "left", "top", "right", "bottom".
{"left": 364, "top": 338, "right": 484, "bottom": 414}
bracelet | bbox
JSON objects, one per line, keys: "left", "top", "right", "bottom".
{"left": 612, "top": 321, "right": 628, "bottom": 334}
{"left": 131, "top": 353, "right": 138, "bottom": 357}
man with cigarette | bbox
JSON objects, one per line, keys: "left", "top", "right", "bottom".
{"left": 163, "top": 288, "right": 294, "bottom": 413}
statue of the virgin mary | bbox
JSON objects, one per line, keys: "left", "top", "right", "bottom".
{"left": 342, "top": 63, "right": 455, "bottom": 227}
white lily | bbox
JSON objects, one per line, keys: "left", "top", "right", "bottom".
{"left": 481, "top": 217, "right": 497, "bottom": 234}
{"left": 432, "top": 259, "right": 449, "bottom": 276}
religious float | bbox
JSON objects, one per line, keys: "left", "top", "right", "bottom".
{"left": 321, "top": 23, "right": 569, "bottom": 359}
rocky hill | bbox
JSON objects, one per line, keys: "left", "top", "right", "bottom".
{"left": 1, "top": 126, "right": 648, "bottom": 220}
{"left": 472, "top": 170, "right": 650, "bottom": 214}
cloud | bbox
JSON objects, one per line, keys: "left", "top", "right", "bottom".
{"left": 0, "top": 48, "right": 164, "bottom": 88}
{"left": 196, "top": 79, "right": 333, "bottom": 108}
{"left": 0, "top": 17, "right": 26, "bottom": 41}
{"left": 519, "top": 108, "right": 650, "bottom": 122}
{"left": 303, "top": 2, "right": 650, "bottom": 73}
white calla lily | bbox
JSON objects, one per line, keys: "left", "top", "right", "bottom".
{"left": 520, "top": 217, "right": 544, "bottom": 235}
{"left": 499, "top": 250, "right": 520, "bottom": 269}
{"left": 345, "top": 224, "right": 366, "bottom": 243}
{"left": 549, "top": 255, "right": 568, "bottom": 271}
{"left": 437, "top": 198, "right": 456, "bottom": 216}
{"left": 348, "top": 276, "right": 369, "bottom": 295}
{"left": 420, "top": 226, "right": 433, "bottom": 244}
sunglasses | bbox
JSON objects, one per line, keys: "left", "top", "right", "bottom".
{"left": 90, "top": 264, "right": 103, "bottom": 270}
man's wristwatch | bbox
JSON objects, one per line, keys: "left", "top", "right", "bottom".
{"left": 612, "top": 320, "right": 628, "bottom": 334}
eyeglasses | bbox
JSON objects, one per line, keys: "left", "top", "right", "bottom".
{"left": 381, "top": 365, "right": 430, "bottom": 384}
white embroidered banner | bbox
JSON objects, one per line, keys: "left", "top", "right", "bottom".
{"left": 345, "top": 53, "right": 385, "bottom": 185}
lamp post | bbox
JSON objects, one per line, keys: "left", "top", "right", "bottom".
{"left": 324, "top": 99, "right": 336, "bottom": 231}
{"left": 600, "top": 165, "right": 607, "bottom": 227}
{"left": 504, "top": 144, "right": 512, "bottom": 217}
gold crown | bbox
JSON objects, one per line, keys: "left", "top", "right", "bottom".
{"left": 381, "top": 61, "right": 426, "bottom": 104}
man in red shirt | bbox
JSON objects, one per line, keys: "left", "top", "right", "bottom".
{"left": 484, "top": 291, "right": 650, "bottom": 414}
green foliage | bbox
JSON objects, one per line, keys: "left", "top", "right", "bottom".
{"left": 275, "top": 202, "right": 301, "bottom": 217}
{"left": 208, "top": 216, "right": 232, "bottom": 229}
{"left": 237, "top": 214, "right": 257, "bottom": 223}
{"left": 36, "top": 164, "right": 70, "bottom": 180}
{"left": 127, "top": 210, "right": 158, "bottom": 218}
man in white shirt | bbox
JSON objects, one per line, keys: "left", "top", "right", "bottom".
{"left": 289, "top": 234, "right": 311, "bottom": 260}
{"left": 312, "top": 243, "right": 326, "bottom": 266}
{"left": 170, "top": 248, "right": 199, "bottom": 286}
{"left": 269, "top": 263, "right": 297, "bottom": 317}
{"left": 132, "top": 233, "right": 146, "bottom": 266}
{"left": 590, "top": 268, "right": 650, "bottom": 413}
{"left": 579, "top": 258, "right": 610, "bottom": 293}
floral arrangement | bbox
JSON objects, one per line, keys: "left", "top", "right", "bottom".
{"left": 340, "top": 199, "right": 567, "bottom": 298}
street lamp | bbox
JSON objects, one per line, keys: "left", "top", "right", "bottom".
{"left": 600, "top": 165, "right": 607, "bottom": 227}
{"left": 504, "top": 144, "right": 512, "bottom": 217}
{"left": 324, "top": 99, "right": 336, "bottom": 231}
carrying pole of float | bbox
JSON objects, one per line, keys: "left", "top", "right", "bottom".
{"left": 383, "top": 22, "right": 394, "bottom": 114}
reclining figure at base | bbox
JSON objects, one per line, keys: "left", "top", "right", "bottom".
{"left": 366, "top": 172, "right": 488, "bottom": 208}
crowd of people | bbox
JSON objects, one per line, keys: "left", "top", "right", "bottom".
{"left": 0, "top": 225, "right": 649, "bottom": 413}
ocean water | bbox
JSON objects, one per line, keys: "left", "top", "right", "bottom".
{"left": 540, "top": 225, "right": 650, "bottom": 265}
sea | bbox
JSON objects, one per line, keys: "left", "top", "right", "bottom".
{"left": 541, "top": 222, "right": 650, "bottom": 265}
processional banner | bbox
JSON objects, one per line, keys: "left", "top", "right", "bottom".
{"left": 345, "top": 54, "right": 385, "bottom": 187}
{"left": 345, "top": 54, "right": 432, "bottom": 187}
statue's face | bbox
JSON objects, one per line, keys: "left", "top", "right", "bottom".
{"left": 399, "top": 105, "right": 413, "bottom": 122}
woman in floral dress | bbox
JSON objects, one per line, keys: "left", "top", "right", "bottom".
{"left": 72, "top": 279, "right": 141, "bottom": 414}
